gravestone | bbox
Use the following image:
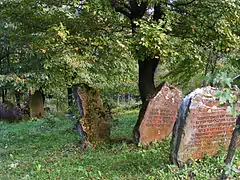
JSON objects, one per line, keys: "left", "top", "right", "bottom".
{"left": 77, "top": 84, "right": 110, "bottom": 142}
{"left": 139, "top": 83, "right": 182, "bottom": 144}
{"left": 171, "top": 86, "right": 239, "bottom": 165}
{"left": 29, "top": 91, "right": 44, "bottom": 118}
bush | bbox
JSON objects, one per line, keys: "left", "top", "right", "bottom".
{"left": 0, "top": 102, "right": 29, "bottom": 122}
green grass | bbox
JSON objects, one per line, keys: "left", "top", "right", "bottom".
{"left": 110, "top": 109, "right": 138, "bottom": 139}
{"left": 0, "top": 110, "right": 240, "bottom": 179}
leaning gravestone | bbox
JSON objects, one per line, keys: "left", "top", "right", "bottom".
{"left": 171, "top": 86, "right": 239, "bottom": 165}
{"left": 29, "top": 91, "right": 44, "bottom": 118}
{"left": 139, "top": 83, "right": 182, "bottom": 144}
{"left": 77, "top": 84, "right": 110, "bottom": 142}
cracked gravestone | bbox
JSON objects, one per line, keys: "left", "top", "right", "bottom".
{"left": 171, "top": 86, "right": 239, "bottom": 165}
{"left": 139, "top": 83, "right": 182, "bottom": 144}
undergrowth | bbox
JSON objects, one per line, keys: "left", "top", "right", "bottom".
{"left": 0, "top": 110, "right": 240, "bottom": 179}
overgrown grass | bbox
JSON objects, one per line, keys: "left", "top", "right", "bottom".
{"left": 0, "top": 110, "right": 240, "bottom": 179}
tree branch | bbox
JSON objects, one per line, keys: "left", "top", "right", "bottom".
{"left": 115, "top": 7, "right": 132, "bottom": 18}
{"left": 123, "top": 3, "right": 131, "bottom": 11}
{"left": 153, "top": 3, "right": 164, "bottom": 21}
{"left": 112, "top": 0, "right": 148, "bottom": 20}
{"left": 0, "top": 53, "right": 10, "bottom": 62}
{"left": 138, "top": 1, "right": 148, "bottom": 18}
{"left": 167, "top": 0, "right": 197, "bottom": 7}
{"left": 112, "top": 0, "right": 132, "bottom": 19}
{"left": 129, "top": 0, "right": 138, "bottom": 13}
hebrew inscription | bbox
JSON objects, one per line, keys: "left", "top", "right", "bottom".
{"left": 172, "top": 87, "right": 240, "bottom": 164}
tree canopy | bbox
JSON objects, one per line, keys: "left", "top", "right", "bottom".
{"left": 0, "top": 0, "right": 239, "bottom": 97}
{"left": 0, "top": 0, "right": 138, "bottom": 97}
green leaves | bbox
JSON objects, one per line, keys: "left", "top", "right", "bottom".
{"left": 213, "top": 72, "right": 240, "bottom": 117}
{"left": 1, "top": 0, "right": 239, "bottom": 98}
{"left": 132, "top": 19, "right": 172, "bottom": 60}
{"left": 215, "top": 89, "right": 234, "bottom": 105}
{"left": 0, "top": 0, "right": 138, "bottom": 97}
{"left": 227, "top": 104, "right": 237, "bottom": 118}
{"left": 213, "top": 72, "right": 233, "bottom": 88}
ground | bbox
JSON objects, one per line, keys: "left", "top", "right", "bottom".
{"left": 0, "top": 109, "right": 240, "bottom": 179}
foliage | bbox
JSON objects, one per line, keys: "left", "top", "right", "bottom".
{"left": 0, "top": 0, "right": 239, "bottom": 98}
{"left": 210, "top": 72, "right": 240, "bottom": 117}
{"left": 0, "top": 0, "right": 138, "bottom": 98}
{"left": 125, "top": 0, "right": 240, "bottom": 92}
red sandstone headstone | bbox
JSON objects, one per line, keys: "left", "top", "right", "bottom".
{"left": 29, "top": 91, "right": 44, "bottom": 118}
{"left": 171, "top": 87, "right": 240, "bottom": 164}
{"left": 139, "top": 83, "right": 182, "bottom": 144}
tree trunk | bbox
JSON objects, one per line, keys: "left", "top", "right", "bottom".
{"left": 67, "top": 87, "right": 73, "bottom": 110}
{"left": 77, "top": 84, "right": 110, "bottom": 142}
{"left": 133, "top": 58, "right": 160, "bottom": 142}
{"left": 2, "top": 89, "right": 6, "bottom": 104}
{"left": 112, "top": 1, "right": 163, "bottom": 143}
{"left": 138, "top": 58, "right": 159, "bottom": 103}
{"left": 221, "top": 115, "right": 240, "bottom": 180}
{"left": 15, "top": 91, "right": 21, "bottom": 107}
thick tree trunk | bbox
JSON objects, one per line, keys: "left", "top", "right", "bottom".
{"left": 138, "top": 58, "right": 159, "bottom": 103}
{"left": 133, "top": 58, "right": 160, "bottom": 142}
{"left": 112, "top": 1, "right": 163, "bottom": 143}
{"left": 77, "top": 84, "right": 110, "bottom": 142}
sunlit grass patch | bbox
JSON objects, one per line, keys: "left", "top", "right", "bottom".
{"left": 0, "top": 111, "right": 240, "bottom": 179}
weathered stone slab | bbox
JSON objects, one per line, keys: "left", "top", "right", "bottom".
{"left": 171, "top": 87, "right": 239, "bottom": 165}
{"left": 139, "top": 83, "right": 182, "bottom": 144}
{"left": 77, "top": 84, "right": 110, "bottom": 142}
{"left": 29, "top": 91, "right": 44, "bottom": 118}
